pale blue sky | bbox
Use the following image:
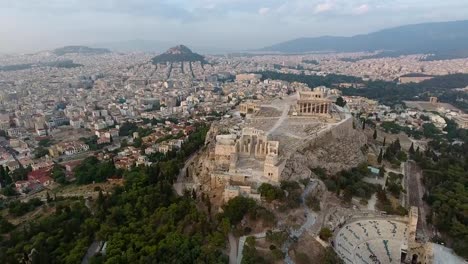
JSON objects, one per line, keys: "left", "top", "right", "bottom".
{"left": 1, "top": 0, "right": 468, "bottom": 53}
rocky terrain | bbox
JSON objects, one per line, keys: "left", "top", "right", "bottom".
{"left": 281, "top": 121, "right": 367, "bottom": 180}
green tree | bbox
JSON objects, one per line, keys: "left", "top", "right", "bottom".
{"left": 321, "top": 247, "right": 344, "bottom": 264}
{"left": 373, "top": 129, "right": 377, "bottom": 140}
{"left": 222, "top": 196, "right": 256, "bottom": 225}
{"left": 133, "top": 137, "right": 143, "bottom": 148}
{"left": 409, "top": 142, "right": 415, "bottom": 154}
{"left": 335, "top": 97, "right": 347, "bottom": 107}
{"left": 38, "top": 139, "right": 52, "bottom": 147}
{"left": 0, "top": 215, "right": 14, "bottom": 234}
{"left": 34, "top": 146, "right": 49, "bottom": 158}
{"left": 51, "top": 164, "right": 67, "bottom": 184}
{"left": 377, "top": 148, "right": 383, "bottom": 164}
{"left": 319, "top": 227, "right": 333, "bottom": 241}
{"left": 379, "top": 165, "right": 385, "bottom": 178}
{"left": 258, "top": 183, "right": 284, "bottom": 202}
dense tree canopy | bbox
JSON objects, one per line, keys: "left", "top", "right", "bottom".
{"left": 74, "top": 157, "right": 117, "bottom": 185}
{"left": 321, "top": 163, "right": 378, "bottom": 202}
{"left": 0, "top": 124, "right": 229, "bottom": 264}
{"left": 412, "top": 125, "right": 468, "bottom": 257}
{"left": 258, "top": 183, "right": 284, "bottom": 202}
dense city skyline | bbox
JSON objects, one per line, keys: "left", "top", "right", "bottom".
{"left": 2, "top": 0, "right": 468, "bottom": 53}
{"left": 1, "top": 2, "right": 468, "bottom": 264}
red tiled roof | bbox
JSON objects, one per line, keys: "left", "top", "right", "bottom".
{"left": 27, "top": 167, "right": 52, "bottom": 184}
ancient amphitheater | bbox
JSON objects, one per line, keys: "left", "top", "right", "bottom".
{"left": 336, "top": 219, "right": 409, "bottom": 264}
{"left": 334, "top": 207, "right": 437, "bottom": 264}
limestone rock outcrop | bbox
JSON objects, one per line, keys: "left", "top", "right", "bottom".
{"left": 282, "top": 120, "right": 367, "bottom": 180}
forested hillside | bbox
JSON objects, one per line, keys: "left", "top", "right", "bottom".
{"left": 0, "top": 124, "right": 230, "bottom": 263}
{"left": 412, "top": 120, "right": 468, "bottom": 257}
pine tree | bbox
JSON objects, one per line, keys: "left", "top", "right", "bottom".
{"left": 0, "top": 166, "right": 5, "bottom": 186}
{"left": 206, "top": 198, "right": 212, "bottom": 215}
{"left": 335, "top": 97, "right": 346, "bottom": 107}
{"left": 97, "top": 190, "right": 104, "bottom": 206}
{"left": 4, "top": 169, "right": 12, "bottom": 185}
{"left": 377, "top": 149, "right": 383, "bottom": 164}
{"left": 362, "top": 119, "right": 366, "bottom": 130}
{"left": 379, "top": 165, "right": 385, "bottom": 177}
{"left": 383, "top": 137, "right": 386, "bottom": 147}
{"left": 373, "top": 129, "right": 377, "bottom": 140}
{"left": 409, "top": 142, "right": 415, "bottom": 154}
{"left": 394, "top": 139, "right": 401, "bottom": 150}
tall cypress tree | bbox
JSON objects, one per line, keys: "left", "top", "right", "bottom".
{"left": 409, "top": 142, "right": 415, "bottom": 154}
{"left": 0, "top": 166, "right": 5, "bottom": 186}
{"left": 377, "top": 149, "right": 383, "bottom": 164}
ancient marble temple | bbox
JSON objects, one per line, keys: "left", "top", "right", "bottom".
{"left": 292, "top": 88, "right": 334, "bottom": 116}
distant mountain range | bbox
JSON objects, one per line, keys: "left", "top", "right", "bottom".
{"left": 151, "top": 45, "right": 206, "bottom": 64}
{"left": 53, "top": 46, "right": 111, "bottom": 56}
{"left": 261, "top": 20, "right": 468, "bottom": 59}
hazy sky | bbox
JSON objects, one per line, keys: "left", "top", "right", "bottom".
{"left": 1, "top": 0, "right": 468, "bottom": 53}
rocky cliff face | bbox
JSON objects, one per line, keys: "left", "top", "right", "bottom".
{"left": 281, "top": 121, "right": 367, "bottom": 180}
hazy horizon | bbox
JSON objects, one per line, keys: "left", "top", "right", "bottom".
{"left": 2, "top": 0, "right": 468, "bottom": 54}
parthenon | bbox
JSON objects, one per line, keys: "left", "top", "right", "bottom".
{"left": 291, "top": 88, "right": 334, "bottom": 116}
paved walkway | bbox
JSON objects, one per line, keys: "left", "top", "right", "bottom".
{"left": 282, "top": 182, "right": 319, "bottom": 264}
{"left": 173, "top": 150, "right": 199, "bottom": 196}
{"left": 228, "top": 233, "right": 238, "bottom": 264}
{"left": 432, "top": 243, "right": 465, "bottom": 264}
{"left": 266, "top": 97, "right": 292, "bottom": 136}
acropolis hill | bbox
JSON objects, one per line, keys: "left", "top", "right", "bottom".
{"left": 188, "top": 85, "right": 367, "bottom": 205}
